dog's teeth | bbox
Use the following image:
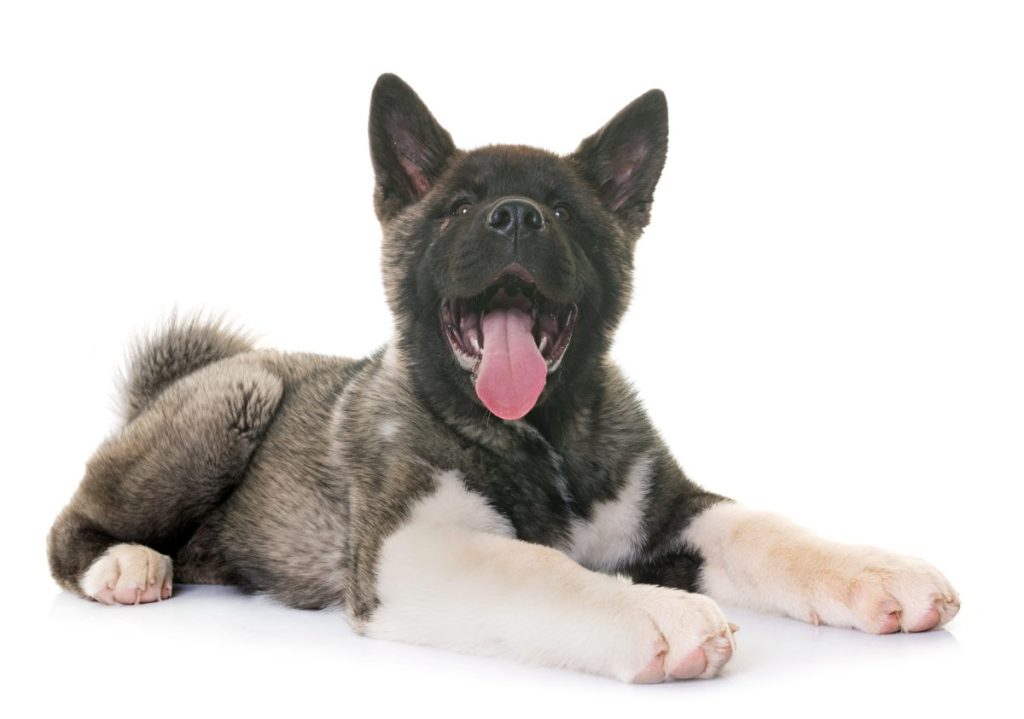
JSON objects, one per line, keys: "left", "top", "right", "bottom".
{"left": 460, "top": 310, "right": 480, "bottom": 334}
{"left": 469, "top": 333, "right": 481, "bottom": 354}
{"left": 538, "top": 336, "right": 549, "bottom": 354}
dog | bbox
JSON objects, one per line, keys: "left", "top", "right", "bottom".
{"left": 47, "top": 73, "right": 960, "bottom": 682}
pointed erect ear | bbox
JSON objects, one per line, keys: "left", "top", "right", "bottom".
{"left": 569, "top": 89, "right": 668, "bottom": 230}
{"left": 369, "top": 74, "right": 457, "bottom": 221}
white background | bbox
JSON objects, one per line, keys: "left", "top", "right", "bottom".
{"left": 2, "top": 1, "right": 1021, "bottom": 716}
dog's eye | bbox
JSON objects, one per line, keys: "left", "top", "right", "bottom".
{"left": 553, "top": 203, "right": 573, "bottom": 222}
{"left": 451, "top": 201, "right": 473, "bottom": 217}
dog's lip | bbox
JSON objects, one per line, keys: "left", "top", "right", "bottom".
{"left": 449, "top": 263, "right": 540, "bottom": 304}
{"left": 489, "top": 263, "right": 535, "bottom": 286}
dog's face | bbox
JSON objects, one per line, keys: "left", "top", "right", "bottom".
{"left": 368, "top": 74, "right": 668, "bottom": 422}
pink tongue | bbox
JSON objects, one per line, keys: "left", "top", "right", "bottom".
{"left": 475, "top": 307, "right": 547, "bottom": 420}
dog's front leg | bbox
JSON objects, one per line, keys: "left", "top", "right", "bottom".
{"left": 682, "top": 502, "right": 960, "bottom": 634}
{"left": 357, "top": 473, "right": 735, "bottom": 682}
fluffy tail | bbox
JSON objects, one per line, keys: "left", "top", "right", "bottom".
{"left": 118, "top": 313, "right": 254, "bottom": 421}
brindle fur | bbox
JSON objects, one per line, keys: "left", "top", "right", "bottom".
{"left": 48, "top": 74, "right": 724, "bottom": 628}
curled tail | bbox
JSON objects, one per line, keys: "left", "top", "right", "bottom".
{"left": 119, "top": 313, "right": 254, "bottom": 421}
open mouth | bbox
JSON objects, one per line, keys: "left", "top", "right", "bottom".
{"left": 441, "top": 272, "right": 578, "bottom": 420}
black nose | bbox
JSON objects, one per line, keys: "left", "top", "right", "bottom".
{"left": 488, "top": 198, "right": 544, "bottom": 237}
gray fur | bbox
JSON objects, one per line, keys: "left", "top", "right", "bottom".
{"left": 117, "top": 314, "right": 255, "bottom": 422}
{"left": 48, "top": 75, "right": 723, "bottom": 634}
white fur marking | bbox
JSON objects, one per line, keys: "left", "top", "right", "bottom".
{"left": 80, "top": 543, "right": 173, "bottom": 605}
{"left": 683, "top": 502, "right": 961, "bottom": 633}
{"left": 365, "top": 468, "right": 734, "bottom": 681}
{"left": 378, "top": 419, "right": 401, "bottom": 439}
{"left": 409, "top": 469, "right": 514, "bottom": 536}
{"left": 565, "top": 454, "right": 652, "bottom": 571}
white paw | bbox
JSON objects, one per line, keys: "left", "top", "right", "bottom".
{"left": 80, "top": 543, "right": 173, "bottom": 605}
{"left": 813, "top": 547, "right": 960, "bottom": 634}
{"left": 604, "top": 584, "right": 736, "bottom": 683}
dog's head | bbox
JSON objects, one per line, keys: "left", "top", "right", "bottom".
{"left": 369, "top": 73, "right": 667, "bottom": 423}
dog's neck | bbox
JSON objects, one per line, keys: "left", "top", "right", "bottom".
{"left": 387, "top": 333, "right": 608, "bottom": 456}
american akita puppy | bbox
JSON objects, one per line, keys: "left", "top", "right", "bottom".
{"left": 48, "top": 74, "right": 960, "bottom": 683}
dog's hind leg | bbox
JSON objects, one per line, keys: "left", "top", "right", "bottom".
{"left": 47, "top": 358, "right": 283, "bottom": 604}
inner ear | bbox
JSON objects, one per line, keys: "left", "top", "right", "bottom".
{"left": 389, "top": 122, "right": 435, "bottom": 197}
{"left": 570, "top": 89, "right": 668, "bottom": 228}
{"left": 369, "top": 74, "right": 457, "bottom": 220}
{"left": 602, "top": 140, "right": 654, "bottom": 211}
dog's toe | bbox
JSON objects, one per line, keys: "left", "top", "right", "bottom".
{"left": 81, "top": 544, "right": 173, "bottom": 606}
{"left": 669, "top": 647, "right": 707, "bottom": 679}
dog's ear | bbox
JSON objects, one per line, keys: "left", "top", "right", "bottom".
{"left": 369, "top": 74, "right": 457, "bottom": 221}
{"left": 570, "top": 89, "right": 668, "bottom": 231}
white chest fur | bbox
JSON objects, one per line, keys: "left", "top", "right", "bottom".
{"left": 563, "top": 453, "right": 652, "bottom": 572}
